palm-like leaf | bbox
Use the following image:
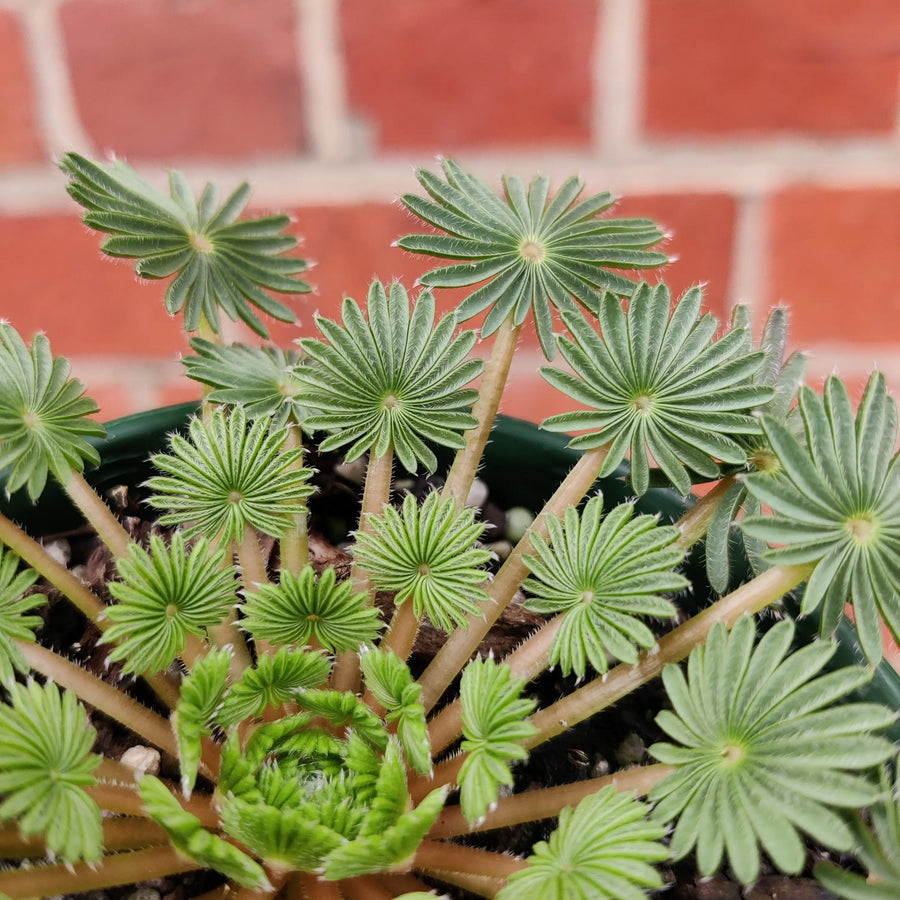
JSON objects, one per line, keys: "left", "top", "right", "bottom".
{"left": 146, "top": 407, "right": 314, "bottom": 543}
{"left": 0, "top": 548, "right": 43, "bottom": 685}
{"left": 497, "top": 786, "right": 668, "bottom": 900}
{"left": 541, "top": 283, "right": 774, "bottom": 495}
{"left": 241, "top": 565, "right": 382, "bottom": 652}
{"left": 703, "top": 306, "right": 808, "bottom": 592}
{"left": 0, "top": 324, "right": 104, "bottom": 500}
{"left": 398, "top": 159, "right": 668, "bottom": 359}
{"left": 103, "top": 534, "right": 237, "bottom": 675}
{"left": 353, "top": 491, "right": 492, "bottom": 632}
{"left": 741, "top": 373, "right": 900, "bottom": 664}
{"left": 458, "top": 657, "right": 537, "bottom": 822}
{"left": 649, "top": 616, "right": 895, "bottom": 884}
{"left": 183, "top": 338, "right": 307, "bottom": 429}
{"left": 60, "top": 153, "right": 310, "bottom": 337}
{"left": 0, "top": 682, "right": 101, "bottom": 863}
{"left": 522, "top": 495, "right": 686, "bottom": 677}
{"left": 295, "top": 279, "right": 482, "bottom": 474}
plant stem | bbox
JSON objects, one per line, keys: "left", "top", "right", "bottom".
{"left": 238, "top": 528, "right": 270, "bottom": 590}
{"left": 672, "top": 473, "right": 739, "bottom": 552}
{"left": 333, "top": 447, "right": 394, "bottom": 693}
{"left": 85, "top": 783, "right": 220, "bottom": 827}
{"left": 339, "top": 875, "right": 396, "bottom": 900}
{"left": 279, "top": 424, "right": 310, "bottom": 575}
{"left": 0, "top": 817, "right": 169, "bottom": 859}
{"left": 524, "top": 561, "right": 815, "bottom": 749}
{"left": 61, "top": 469, "right": 133, "bottom": 559}
{"left": 378, "top": 599, "right": 419, "bottom": 663}
{"left": 413, "top": 840, "right": 525, "bottom": 898}
{"left": 296, "top": 872, "right": 341, "bottom": 898}
{"left": 0, "top": 845, "right": 201, "bottom": 899}
{"left": 428, "top": 763, "right": 675, "bottom": 838}
{"left": 419, "top": 444, "right": 610, "bottom": 712}
{"left": 442, "top": 317, "right": 522, "bottom": 507}
{"left": 372, "top": 874, "right": 434, "bottom": 896}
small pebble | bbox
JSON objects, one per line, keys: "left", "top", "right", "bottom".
{"left": 120, "top": 745, "right": 161, "bottom": 776}
{"left": 42, "top": 538, "right": 71, "bottom": 567}
{"left": 465, "top": 477, "right": 489, "bottom": 509}
{"left": 126, "top": 888, "right": 161, "bottom": 900}
{"left": 334, "top": 456, "right": 367, "bottom": 485}
{"left": 485, "top": 539, "right": 513, "bottom": 560}
{"left": 614, "top": 732, "right": 646, "bottom": 766}
{"left": 505, "top": 506, "right": 535, "bottom": 543}
{"left": 590, "top": 754, "right": 610, "bottom": 778}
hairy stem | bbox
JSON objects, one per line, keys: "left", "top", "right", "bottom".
{"left": 429, "top": 763, "right": 675, "bottom": 838}
{"left": 61, "top": 469, "right": 133, "bottom": 559}
{"left": 238, "top": 528, "right": 270, "bottom": 590}
{"left": 339, "top": 875, "right": 397, "bottom": 900}
{"left": 297, "top": 872, "right": 341, "bottom": 898}
{"left": 86, "top": 783, "right": 219, "bottom": 827}
{"left": 419, "top": 444, "right": 610, "bottom": 712}
{"left": 442, "top": 317, "right": 522, "bottom": 507}
{"left": 378, "top": 599, "right": 420, "bottom": 663}
{"left": 333, "top": 447, "right": 394, "bottom": 693}
{"left": 414, "top": 840, "right": 526, "bottom": 898}
{"left": 0, "top": 817, "right": 168, "bottom": 859}
{"left": 279, "top": 424, "right": 310, "bottom": 575}
{"left": 672, "top": 473, "right": 739, "bottom": 552}
{"left": 525, "top": 562, "right": 816, "bottom": 749}
{"left": 0, "top": 845, "right": 201, "bottom": 899}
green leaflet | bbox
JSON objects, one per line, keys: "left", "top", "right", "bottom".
{"left": 458, "top": 658, "right": 537, "bottom": 823}
{"left": 541, "top": 283, "right": 773, "bottom": 495}
{"left": 742, "top": 373, "right": 900, "bottom": 665}
{"left": 399, "top": 160, "right": 668, "bottom": 359}
{"left": 241, "top": 565, "right": 382, "bottom": 653}
{"left": 216, "top": 646, "right": 331, "bottom": 726}
{"left": 522, "top": 494, "right": 685, "bottom": 676}
{"left": 183, "top": 338, "right": 307, "bottom": 428}
{"left": 353, "top": 491, "right": 491, "bottom": 633}
{"left": 498, "top": 786, "right": 667, "bottom": 900}
{"left": 146, "top": 407, "right": 314, "bottom": 543}
{"left": 295, "top": 690, "right": 389, "bottom": 751}
{"left": 140, "top": 776, "right": 269, "bottom": 889}
{"left": 0, "top": 547, "right": 43, "bottom": 686}
{"left": 174, "top": 648, "right": 232, "bottom": 796}
{"left": 104, "top": 535, "right": 237, "bottom": 675}
{"left": 0, "top": 683, "right": 102, "bottom": 863}
{"left": 61, "top": 153, "right": 309, "bottom": 337}
{"left": 0, "top": 324, "right": 104, "bottom": 500}
{"left": 295, "top": 279, "right": 482, "bottom": 474}
{"left": 360, "top": 649, "right": 432, "bottom": 774}
{"left": 649, "top": 616, "right": 895, "bottom": 884}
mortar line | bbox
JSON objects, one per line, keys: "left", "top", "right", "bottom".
{"left": 297, "top": 0, "right": 349, "bottom": 162}
{"left": 595, "top": 0, "right": 644, "bottom": 158}
{"left": 726, "top": 193, "right": 767, "bottom": 321}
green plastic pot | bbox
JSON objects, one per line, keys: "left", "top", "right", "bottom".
{"left": 3, "top": 402, "right": 898, "bottom": 734}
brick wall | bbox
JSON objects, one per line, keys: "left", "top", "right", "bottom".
{"left": 1, "top": 0, "right": 899, "bottom": 424}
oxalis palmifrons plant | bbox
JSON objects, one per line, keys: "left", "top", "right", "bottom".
{"left": 0, "top": 154, "right": 897, "bottom": 900}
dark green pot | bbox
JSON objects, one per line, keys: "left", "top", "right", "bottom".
{"left": 3, "top": 402, "right": 898, "bottom": 733}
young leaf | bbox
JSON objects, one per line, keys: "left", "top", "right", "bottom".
{"left": 216, "top": 646, "right": 331, "bottom": 726}
{"left": 398, "top": 159, "right": 668, "bottom": 359}
{"left": 458, "top": 658, "right": 537, "bottom": 823}
{"left": 649, "top": 616, "right": 895, "bottom": 885}
{"left": 0, "top": 324, "right": 104, "bottom": 500}
{"left": 295, "top": 280, "right": 482, "bottom": 473}
{"left": 353, "top": 491, "right": 492, "bottom": 632}
{"left": 0, "top": 682, "right": 101, "bottom": 863}
{"left": 147, "top": 407, "right": 314, "bottom": 543}
{"left": 140, "top": 775, "right": 270, "bottom": 889}
{"left": 522, "top": 494, "right": 685, "bottom": 677}
{"left": 241, "top": 565, "right": 382, "bottom": 652}
{"left": 174, "top": 648, "right": 232, "bottom": 796}
{"left": 103, "top": 534, "right": 236, "bottom": 675}
{"left": 541, "top": 283, "right": 774, "bottom": 495}
{"left": 295, "top": 690, "right": 389, "bottom": 751}
{"left": 0, "top": 547, "right": 43, "bottom": 686}
{"left": 360, "top": 649, "right": 432, "bottom": 774}
{"left": 742, "top": 373, "right": 900, "bottom": 664}
{"left": 183, "top": 338, "right": 307, "bottom": 428}
{"left": 60, "top": 153, "right": 310, "bottom": 337}
{"left": 497, "top": 786, "right": 667, "bottom": 899}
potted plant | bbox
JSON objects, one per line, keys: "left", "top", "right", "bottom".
{"left": 0, "top": 154, "right": 898, "bottom": 899}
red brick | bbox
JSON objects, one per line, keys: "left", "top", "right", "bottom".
{"left": 0, "top": 10, "right": 43, "bottom": 165}
{"left": 79, "top": 383, "right": 139, "bottom": 422}
{"left": 644, "top": 0, "right": 900, "bottom": 137}
{"left": 61, "top": 0, "right": 303, "bottom": 160}
{"left": 156, "top": 378, "right": 204, "bottom": 411}
{"left": 341, "top": 0, "right": 595, "bottom": 150}
{"left": 767, "top": 187, "right": 900, "bottom": 345}
{"left": 615, "top": 193, "right": 737, "bottom": 321}
{"left": 0, "top": 213, "right": 190, "bottom": 356}
{"left": 500, "top": 366, "right": 590, "bottom": 423}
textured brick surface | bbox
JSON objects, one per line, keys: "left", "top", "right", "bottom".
{"left": 61, "top": 0, "right": 304, "bottom": 160}
{"left": 767, "top": 187, "right": 900, "bottom": 345}
{"left": 0, "top": 213, "right": 190, "bottom": 356}
{"left": 0, "top": 10, "right": 43, "bottom": 165}
{"left": 644, "top": 0, "right": 900, "bottom": 136}
{"left": 341, "top": 0, "right": 596, "bottom": 150}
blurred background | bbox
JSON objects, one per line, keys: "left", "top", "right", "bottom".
{"left": 0, "top": 0, "right": 898, "bottom": 423}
